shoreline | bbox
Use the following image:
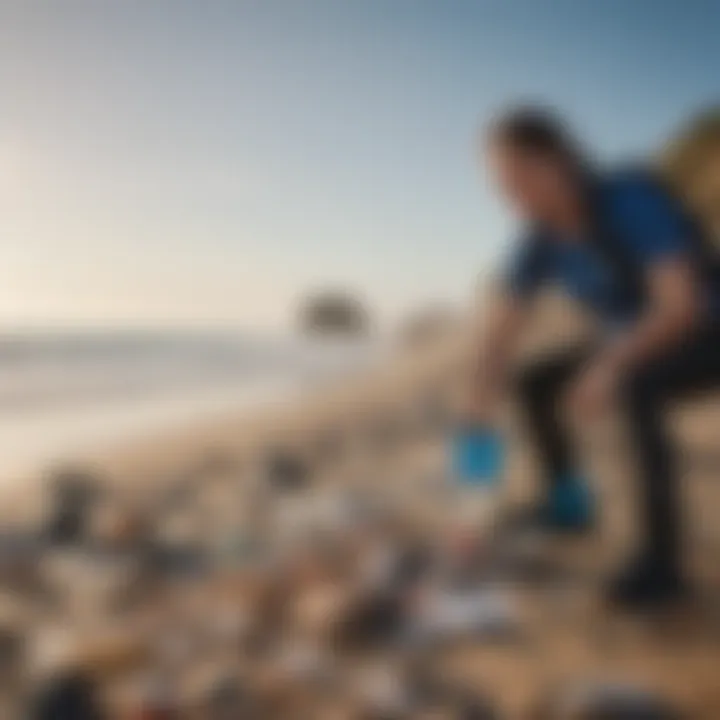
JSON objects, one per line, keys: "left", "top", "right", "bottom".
{"left": 0, "top": 379, "right": 302, "bottom": 481}
{"left": 0, "top": 337, "right": 461, "bottom": 519}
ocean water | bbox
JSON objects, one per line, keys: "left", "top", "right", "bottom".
{"left": 0, "top": 330, "right": 379, "bottom": 478}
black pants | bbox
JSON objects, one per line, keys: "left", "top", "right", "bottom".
{"left": 516, "top": 321, "right": 720, "bottom": 571}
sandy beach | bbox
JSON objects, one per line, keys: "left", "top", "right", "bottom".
{"left": 2, "top": 307, "right": 719, "bottom": 718}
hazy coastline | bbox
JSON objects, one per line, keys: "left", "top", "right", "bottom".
{"left": 0, "top": 328, "right": 383, "bottom": 483}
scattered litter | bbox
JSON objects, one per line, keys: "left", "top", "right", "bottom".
{"left": 44, "top": 468, "right": 103, "bottom": 546}
{"left": 197, "top": 674, "right": 253, "bottom": 720}
{"left": 332, "top": 589, "right": 406, "bottom": 651}
{"left": 29, "top": 670, "right": 104, "bottom": 720}
{"left": 2, "top": 403, "right": 708, "bottom": 718}
{"left": 355, "top": 666, "right": 414, "bottom": 718}
{"left": 264, "top": 449, "right": 311, "bottom": 491}
{"left": 410, "top": 586, "right": 521, "bottom": 646}
{"left": 546, "top": 681, "right": 682, "bottom": 720}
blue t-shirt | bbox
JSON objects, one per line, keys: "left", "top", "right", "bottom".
{"left": 504, "top": 171, "right": 713, "bottom": 327}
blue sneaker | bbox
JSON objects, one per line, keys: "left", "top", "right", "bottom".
{"left": 505, "top": 476, "right": 595, "bottom": 535}
{"left": 539, "top": 476, "right": 595, "bottom": 532}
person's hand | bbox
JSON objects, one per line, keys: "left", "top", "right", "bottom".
{"left": 565, "top": 356, "right": 620, "bottom": 420}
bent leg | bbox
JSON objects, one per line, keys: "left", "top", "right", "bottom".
{"left": 515, "top": 344, "right": 593, "bottom": 487}
{"left": 612, "top": 322, "right": 720, "bottom": 604}
{"left": 622, "top": 369, "right": 681, "bottom": 571}
{"left": 513, "top": 344, "right": 596, "bottom": 530}
{"left": 621, "top": 322, "right": 720, "bottom": 572}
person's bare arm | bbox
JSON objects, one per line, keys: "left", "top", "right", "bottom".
{"left": 604, "top": 257, "right": 701, "bottom": 369}
{"left": 468, "top": 288, "right": 531, "bottom": 423}
{"left": 568, "top": 256, "right": 702, "bottom": 415}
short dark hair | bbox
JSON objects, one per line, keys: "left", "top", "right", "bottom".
{"left": 489, "top": 106, "right": 589, "bottom": 174}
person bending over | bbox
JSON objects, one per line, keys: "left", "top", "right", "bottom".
{"left": 473, "top": 107, "right": 720, "bottom": 609}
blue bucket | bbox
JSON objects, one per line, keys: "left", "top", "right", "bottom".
{"left": 452, "top": 427, "right": 505, "bottom": 486}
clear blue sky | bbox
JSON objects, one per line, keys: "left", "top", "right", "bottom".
{"left": 1, "top": 0, "right": 718, "bottom": 329}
